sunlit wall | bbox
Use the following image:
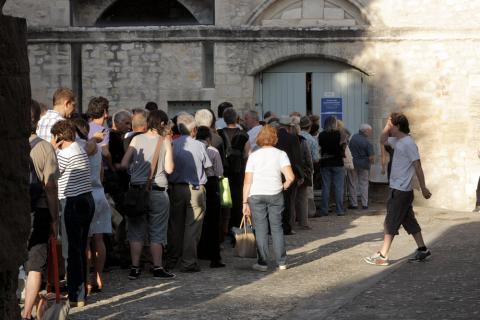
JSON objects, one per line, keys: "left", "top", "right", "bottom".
{"left": 351, "top": 0, "right": 480, "bottom": 210}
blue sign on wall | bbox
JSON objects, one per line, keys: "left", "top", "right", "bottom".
{"left": 321, "top": 98, "right": 343, "bottom": 128}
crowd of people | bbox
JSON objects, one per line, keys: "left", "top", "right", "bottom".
{"left": 23, "top": 86, "right": 433, "bottom": 318}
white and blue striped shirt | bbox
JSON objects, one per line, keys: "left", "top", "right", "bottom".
{"left": 57, "top": 142, "right": 92, "bottom": 199}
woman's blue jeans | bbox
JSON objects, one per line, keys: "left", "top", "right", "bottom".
{"left": 320, "top": 166, "right": 345, "bottom": 214}
{"left": 248, "top": 192, "right": 286, "bottom": 266}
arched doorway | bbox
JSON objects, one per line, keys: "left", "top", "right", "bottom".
{"left": 255, "top": 58, "right": 369, "bottom": 134}
{"left": 73, "top": 0, "right": 214, "bottom": 26}
{"left": 96, "top": 0, "right": 200, "bottom": 26}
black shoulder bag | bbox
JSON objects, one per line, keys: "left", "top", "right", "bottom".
{"left": 124, "top": 136, "right": 163, "bottom": 218}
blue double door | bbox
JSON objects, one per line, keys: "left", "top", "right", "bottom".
{"left": 255, "top": 59, "right": 369, "bottom": 134}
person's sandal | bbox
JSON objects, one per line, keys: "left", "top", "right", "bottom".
{"left": 87, "top": 283, "right": 102, "bottom": 295}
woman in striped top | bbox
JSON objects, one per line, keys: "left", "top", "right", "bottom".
{"left": 51, "top": 120, "right": 95, "bottom": 307}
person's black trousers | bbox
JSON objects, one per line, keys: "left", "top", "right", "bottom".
{"left": 64, "top": 192, "right": 94, "bottom": 303}
{"left": 282, "top": 185, "right": 297, "bottom": 234}
{"left": 228, "top": 176, "right": 244, "bottom": 230}
{"left": 198, "top": 177, "right": 222, "bottom": 262}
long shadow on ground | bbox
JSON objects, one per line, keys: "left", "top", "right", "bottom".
{"left": 70, "top": 210, "right": 385, "bottom": 319}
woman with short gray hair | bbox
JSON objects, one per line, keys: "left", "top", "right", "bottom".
{"left": 195, "top": 109, "right": 214, "bottom": 128}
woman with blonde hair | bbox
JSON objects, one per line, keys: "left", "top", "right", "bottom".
{"left": 242, "top": 125, "right": 295, "bottom": 271}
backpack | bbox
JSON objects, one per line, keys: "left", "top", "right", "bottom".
{"left": 30, "top": 137, "right": 44, "bottom": 210}
{"left": 219, "top": 128, "right": 247, "bottom": 176}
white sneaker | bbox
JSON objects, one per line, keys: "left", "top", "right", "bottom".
{"left": 278, "top": 264, "right": 288, "bottom": 271}
{"left": 252, "top": 263, "right": 268, "bottom": 272}
{"left": 364, "top": 252, "right": 389, "bottom": 266}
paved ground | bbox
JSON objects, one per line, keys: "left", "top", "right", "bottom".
{"left": 321, "top": 220, "right": 480, "bottom": 320}
{"left": 70, "top": 203, "right": 480, "bottom": 320}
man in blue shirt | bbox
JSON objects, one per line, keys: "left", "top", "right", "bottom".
{"left": 167, "top": 113, "right": 212, "bottom": 272}
{"left": 347, "top": 124, "right": 374, "bottom": 209}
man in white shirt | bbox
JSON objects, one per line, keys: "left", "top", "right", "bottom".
{"left": 365, "top": 113, "right": 432, "bottom": 266}
{"left": 215, "top": 101, "right": 242, "bottom": 130}
{"left": 215, "top": 101, "right": 233, "bottom": 130}
{"left": 244, "top": 110, "right": 263, "bottom": 151}
{"left": 36, "top": 88, "right": 76, "bottom": 142}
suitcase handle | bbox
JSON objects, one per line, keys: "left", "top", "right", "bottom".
{"left": 47, "top": 235, "right": 60, "bottom": 303}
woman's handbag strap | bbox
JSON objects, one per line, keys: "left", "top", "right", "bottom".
{"left": 239, "top": 215, "right": 253, "bottom": 235}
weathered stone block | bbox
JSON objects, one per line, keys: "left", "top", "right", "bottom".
{"left": 302, "top": 0, "right": 324, "bottom": 19}
{"left": 299, "top": 19, "right": 319, "bottom": 27}
{"left": 121, "top": 43, "right": 135, "bottom": 50}
{"left": 28, "top": 43, "right": 71, "bottom": 103}
{"left": 281, "top": 8, "right": 301, "bottom": 20}
{"left": 324, "top": 19, "right": 356, "bottom": 27}
{"left": 262, "top": 19, "right": 294, "bottom": 27}
{"left": 117, "top": 51, "right": 127, "bottom": 60}
{"left": 324, "top": 7, "right": 344, "bottom": 20}
{"left": 4, "top": 0, "right": 69, "bottom": 27}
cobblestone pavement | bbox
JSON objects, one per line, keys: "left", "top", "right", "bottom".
{"left": 320, "top": 218, "right": 480, "bottom": 320}
{"left": 70, "top": 204, "right": 480, "bottom": 320}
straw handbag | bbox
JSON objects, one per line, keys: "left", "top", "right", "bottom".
{"left": 234, "top": 216, "right": 257, "bottom": 258}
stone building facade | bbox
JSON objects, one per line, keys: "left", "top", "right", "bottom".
{"left": 4, "top": 0, "right": 480, "bottom": 211}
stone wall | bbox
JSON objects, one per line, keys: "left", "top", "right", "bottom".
{"left": 0, "top": 3, "right": 31, "bottom": 319}
{"left": 220, "top": 0, "right": 480, "bottom": 28}
{"left": 253, "top": 0, "right": 366, "bottom": 27}
{"left": 214, "top": 43, "right": 254, "bottom": 110}
{"left": 29, "top": 43, "right": 72, "bottom": 106}
{"left": 367, "top": 0, "right": 480, "bottom": 29}
{"left": 359, "top": 40, "right": 480, "bottom": 210}
{"left": 214, "top": 34, "right": 480, "bottom": 210}
{"left": 215, "top": 0, "right": 370, "bottom": 26}
{"left": 12, "top": 0, "right": 480, "bottom": 212}
{"left": 215, "top": 0, "right": 262, "bottom": 26}
{"left": 3, "top": 0, "right": 69, "bottom": 27}
{"left": 7, "top": 0, "right": 480, "bottom": 29}
{"left": 81, "top": 42, "right": 206, "bottom": 110}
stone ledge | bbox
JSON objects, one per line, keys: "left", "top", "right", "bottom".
{"left": 26, "top": 26, "right": 480, "bottom": 44}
